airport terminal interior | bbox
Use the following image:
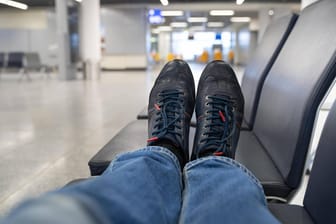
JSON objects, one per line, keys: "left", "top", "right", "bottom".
{"left": 1, "top": 0, "right": 336, "bottom": 222}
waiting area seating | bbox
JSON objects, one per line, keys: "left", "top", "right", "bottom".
{"left": 0, "top": 52, "right": 50, "bottom": 80}
{"left": 268, "top": 100, "right": 336, "bottom": 224}
{"left": 24, "top": 52, "right": 51, "bottom": 79}
{"left": 0, "top": 52, "right": 5, "bottom": 70}
{"left": 7, "top": 52, "right": 25, "bottom": 70}
{"left": 73, "top": 98, "right": 336, "bottom": 223}
{"left": 0, "top": 52, "right": 5, "bottom": 76}
{"left": 88, "top": 0, "right": 336, "bottom": 203}
{"left": 70, "top": 100, "right": 336, "bottom": 224}
{"left": 240, "top": 13, "right": 297, "bottom": 130}
{"left": 235, "top": 0, "right": 336, "bottom": 199}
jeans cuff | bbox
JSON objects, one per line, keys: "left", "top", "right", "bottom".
{"left": 109, "top": 146, "right": 182, "bottom": 172}
{"left": 185, "top": 156, "right": 264, "bottom": 194}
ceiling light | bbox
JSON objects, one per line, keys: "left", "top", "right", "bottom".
{"left": 152, "top": 29, "right": 160, "bottom": 34}
{"left": 75, "top": 0, "right": 82, "bottom": 2}
{"left": 158, "top": 26, "right": 172, "bottom": 32}
{"left": 268, "top": 9, "right": 275, "bottom": 16}
{"left": 209, "top": 10, "right": 234, "bottom": 16}
{"left": 236, "top": 0, "right": 245, "bottom": 5}
{"left": 0, "top": 0, "right": 28, "bottom": 10}
{"left": 207, "top": 22, "right": 224, "bottom": 27}
{"left": 160, "top": 0, "right": 169, "bottom": 6}
{"left": 161, "top": 10, "right": 184, "bottom": 16}
{"left": 230, "top": 17, "right": 251, "bottom": 23}
{"left": 189, "top": 26, "right": 204, "bottom": 31}
{"left": 170, "top": 22, "right": 188, "bottom": 28}
{"left": 188, "top": 17, "right": 208, "bottom": 23}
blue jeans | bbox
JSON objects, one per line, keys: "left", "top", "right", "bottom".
{"left": 3, "top": 146, "right": 279, "bottom": 224}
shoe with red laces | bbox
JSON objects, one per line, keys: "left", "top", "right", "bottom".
{"left": 147, "top": 60, "right": 195, "bottom": 166}
{"left": 191, "top": 60, "right": 244, "bottom": 160}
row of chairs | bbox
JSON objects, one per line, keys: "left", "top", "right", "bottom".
{"left": 69, "top": 88, "right": 336, "bottom": 224}
{"left": 268, "top": 100, "right": 336, "bottom": 223}
{"left": 69, "top": 0, "right": 336, "bottom": 223}
{"left": 0, "top": 52, "right": 51, "bottom": 81}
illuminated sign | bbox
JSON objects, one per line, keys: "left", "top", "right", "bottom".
{"left": 149, "top": 9, "right": 165, "bottom": 24}
{"left": 215, "top": 33, "right": 222, "bottom": 40}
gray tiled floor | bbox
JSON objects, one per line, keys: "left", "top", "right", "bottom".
{"left": 0, "top": 68, "right": 154, "bottom": 214}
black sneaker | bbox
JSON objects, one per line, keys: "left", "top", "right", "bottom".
{"left": 147, "top": 60, "right": 195, "bottom": 166}
{"left": 191, "top": 60, "right": 244, "bottom": 160}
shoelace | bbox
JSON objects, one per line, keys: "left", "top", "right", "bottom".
{"left": 147, "top": 90, "right": 184, "bottom": 143}
{"left": 198, "top": 95, "right": 236, "bottom": 157}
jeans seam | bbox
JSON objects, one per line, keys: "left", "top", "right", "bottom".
{"left": 179, "top": 169, "right": 190, "bottom": 224}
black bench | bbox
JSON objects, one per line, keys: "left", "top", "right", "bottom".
{"left": 269, "top": 99, "right": 336, "bottom": 224}
{"left": 235, "top": 0, "right": 336, "bottom": 200}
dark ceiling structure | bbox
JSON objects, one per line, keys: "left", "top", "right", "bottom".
{"left": 0, "top": 0, "right": 300, "bottom": 8}
{"left": 101, "top": 0, "right": 300, "bottom": 3}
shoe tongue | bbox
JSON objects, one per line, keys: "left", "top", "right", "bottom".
{"left": 211, "top": 125, "right": 224, "bottom": 135}
{"left": 209, "top": 116, "right": 225, "bottom": 137}
{"left": 201, "top": 112, "right": 227, "bottom": 152}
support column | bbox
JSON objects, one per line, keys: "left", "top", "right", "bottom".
{"left": 158, "top": 32, "right": 171, "bottom": 62}
{"left": 79, "top": 0, "right": 101, "bottom": 80}
{"left": 55, "top": 0, "right": 76, "bottom": 80}
{"left": 234, "top": 28, "right": 240, "bottom": 66}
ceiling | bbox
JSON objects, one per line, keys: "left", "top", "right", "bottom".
{"left": 0, "top": 0, "right": 300, "bottom": 33}
{"left": 0, "top": 0, "right": 299, "bottom": 31}
{"left": 0, "top": 0, "right": 300, "bottom": 8}
{"left": 103, "top": 0, "right": 300, "bottom": 3}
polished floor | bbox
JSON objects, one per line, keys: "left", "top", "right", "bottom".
{"left": 0, "top": 63, "right": 214, "bottom": 214}
{"left": 0, "top": 62, "right": 330, "bottom": 215}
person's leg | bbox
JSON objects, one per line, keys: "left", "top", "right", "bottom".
{"left": 3, "top": 60, "right": 195, "bottom": 224}
{"left": 61, "top": 146, "right": 183, "bottom": 224}
{"left": 3, "top": 147, "right": 182, "bottom": 224}
{"left": 181, "top": 157, "right": 280, "bottom": 224}
{"left": 181, "top": 61, "right": 279, "bottom": 224}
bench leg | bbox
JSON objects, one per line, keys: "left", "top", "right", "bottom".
{"left": 18, "top": 69, "right": 32, "bottom": 82}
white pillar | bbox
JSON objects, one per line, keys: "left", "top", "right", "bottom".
{"left": 55, "top": 0, "right": 76, "bottom": 80}
{"left": 79, "top": 0, "right": 101, "bottom": 79}
{"left": 234, "top": 28, "right": 240, "bottom": 65}
{"left": 158, "top": 32, "right": 171, "bottom": 61}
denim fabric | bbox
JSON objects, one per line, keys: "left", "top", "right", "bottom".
{"left": 2, "top": 146, "right": 279, "bottom": 224}
{"left": 180, "top": 156, "right": 280, "bottom": 224}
